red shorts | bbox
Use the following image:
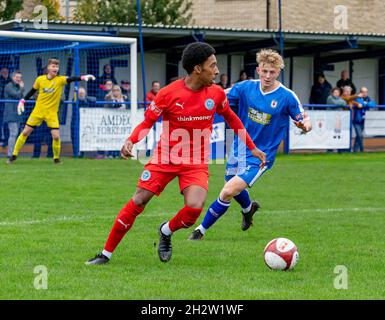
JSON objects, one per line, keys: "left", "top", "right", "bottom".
{"left": 137, "top": 164, "right": 209, "bottom": 196}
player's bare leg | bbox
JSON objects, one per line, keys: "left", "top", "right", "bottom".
{"left": 7, "top": 125, "right": 34, "bottom": 164}
{"left": 86, "top": 187, "right": 155, "bottom": 265}
{"left": 51, "top": 129, "right": 62, "bottom": 164}
{"left": 159, "top": 185, "right": 206, "bottom": 262}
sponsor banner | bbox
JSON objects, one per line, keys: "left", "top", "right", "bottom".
{"left": 79, "top": 108, "right": 138, "bottom": 151}
{"left": 364, "top": 111, "right": 385, "bottom": 137}
{"left": 289, "top": 110, "right": 351, "bottom": 149}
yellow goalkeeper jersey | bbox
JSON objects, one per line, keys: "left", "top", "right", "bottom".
{"left": 32, "top": 75, "right": 67, "bottom": 115}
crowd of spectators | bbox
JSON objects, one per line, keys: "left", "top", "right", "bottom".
{"left": 310, "top": 70, "right": 377, "bottom": 152}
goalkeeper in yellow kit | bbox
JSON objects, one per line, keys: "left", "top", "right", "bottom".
{"left": 7, "top": 58, "right": 95, "bottom": 164}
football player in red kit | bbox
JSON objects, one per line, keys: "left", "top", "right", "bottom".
{"left": 86, "top": 42, "right": 266, "bottom": 265}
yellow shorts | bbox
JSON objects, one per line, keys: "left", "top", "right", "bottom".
{"left": 26, "top": 112, "right": 59, "bottom": 129}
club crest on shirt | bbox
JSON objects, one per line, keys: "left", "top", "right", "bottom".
{"left": 141, "top": 170, "right": 151, "bottom": 181}
{"left": 205, "top": 98, "right": 215, "bottom": 110}
{"left": 271, "top": 99, "right": 278, "bottom": 108}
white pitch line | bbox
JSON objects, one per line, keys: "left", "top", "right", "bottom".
{"left": 0, "top": 207, "right": 384, "bottom": 227}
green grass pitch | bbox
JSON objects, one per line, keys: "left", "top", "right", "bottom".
{"left": 1, "top": 153, "right": 385, "bottom": 299}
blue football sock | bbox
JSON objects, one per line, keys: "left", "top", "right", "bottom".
{"left": 234, "top": 189, "right": 252, "bottom": 212}
{"left": 201, "top": 197, "right": 231, "bottom": 230}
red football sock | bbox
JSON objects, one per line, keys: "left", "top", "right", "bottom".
{"left": 104, "top": 199, "right": 144, "bottom": 253}
{"left": 169, "top": 205, "right": 203, "bottom": 232}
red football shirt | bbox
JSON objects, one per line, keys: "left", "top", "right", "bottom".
{"left": 145, "top": 90, "right": 157, "bottom": 102}
{"left": 144, "top": 79, "right": 230, "bottom": 170}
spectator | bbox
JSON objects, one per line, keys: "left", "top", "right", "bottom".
{"left": 71, "top": 87, "right": 96, "bottom": 157}
{"left": 3, "top": 71, "right": 24, "bottom": 158}
{"left": 337, "top": 70, "right": 356, "bottom": 94}
{"left": 236, "top": 70, "right": 248, "bottom": 83}
{"left": 341, "top": 86, "right": 360, "bottom": 109}
{"left": 104, "top": 85, "right": 128, "bottom": 158}
{"left": 310, "top": 73, "right": 332, "bottom": 104}
{"left": 97, "top": 79, "right": 113, "bottom": 101}
{"left": 98, "top": 64, "right": 117, "bottom": 86}
{"left": 326, "top": 87, "right": 346, "bottom": 106}
{"left": 0, "top": 67, "right": 11, "bottom": 147}
{"left": 352, "top": 87, "right": 376, "bottom": 152}
{"left": 105, "top": 85, "right": 128, "bottom": 109}
{"left": 145, "top": 81, "right": 160, "bottom": 103}
{"left": 216, "top": 74, "right": 229, "bottom": 89}
{"left": 120, "top": 80, "right": 131, "bottom": 100}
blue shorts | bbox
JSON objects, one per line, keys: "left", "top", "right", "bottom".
{"left": 225, "top": 164, "right": 269, "bottom": 187}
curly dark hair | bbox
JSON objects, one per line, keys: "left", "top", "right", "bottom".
{"left": 181, "top": 42, "right": 216, "bottom": 74}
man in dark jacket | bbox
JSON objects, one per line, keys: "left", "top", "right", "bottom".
{"left": 3, "top": 71, "right": 24, "bottom": 157}
{"left": 337, "top": 70, "right": 356, "bottom": 94}
{"left": 310, "top": 74, "right": 332, "bottom": 104}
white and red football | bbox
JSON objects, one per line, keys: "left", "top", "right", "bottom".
{"left": 263, "top": 238, "right": 299, "bottom": 271}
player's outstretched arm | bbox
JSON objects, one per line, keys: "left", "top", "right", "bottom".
{"left": 221, "top": 107, "right": 266, "bottom": 167}
{"left": 120, "top": 117, "right": 156, "bottom": 159}
{"left": 17, "top": 88, "right": 37, "bottom": 115}
{"left": 66, "top": 75, "right": 96, "bottom": 84}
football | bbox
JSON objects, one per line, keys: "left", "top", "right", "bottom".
{"left": 263, "top": 238, "right": 299, "bottom": 271}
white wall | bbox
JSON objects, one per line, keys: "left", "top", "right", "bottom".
{"left": 216, "top": 54, "right": 227, "bottom": 78}
{"left": 230, "top": 55, "right": 244, "bottom": 85}
{"left": 351, "top": 59, "right": 378, "bottom": 102}
{"left": 291, "top": 57, "right": 313, "bottom": 104}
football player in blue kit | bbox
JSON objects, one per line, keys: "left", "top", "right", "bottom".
{"left": 189, "top": 49, "right": 312, "bottom": 240}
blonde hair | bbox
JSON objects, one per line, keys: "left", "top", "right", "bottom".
{"left": 256, "top": 49, "right": 284, "bottom": 69}
{"left": 106, "top": 85, "right": 123, "bottom": 99}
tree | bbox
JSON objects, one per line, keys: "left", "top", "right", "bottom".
{"left": 31, "top": 0, "right": 64, "bottom": 20}
{"left": 75, "top": 0, "right": 192, "bottom": 25}
{"left": 0, "top": 0, "right": 23, "bottom": 21}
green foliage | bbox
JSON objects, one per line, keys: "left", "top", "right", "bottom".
{"left": 75, "top": 0, "right": 192, "bottom": 25}
{"left": 0, "top": 0, "right": 23, "bottom": 21}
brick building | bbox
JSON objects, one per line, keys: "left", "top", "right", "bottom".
{"left": 191, "top": 0, "right": 384, "bottom": 34}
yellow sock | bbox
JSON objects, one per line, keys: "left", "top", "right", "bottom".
{"left": 53, "top": 139, "right": 61, "bottom": 159}
{"left": 13, "top": 133, "right": 28, "bottom": 156}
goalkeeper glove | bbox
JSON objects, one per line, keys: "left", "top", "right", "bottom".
{"left": 81, "top": 74, "right": 96, "bottom": 82}
{"left": 17, "top": 99, "right": 25, "bottom": 115}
